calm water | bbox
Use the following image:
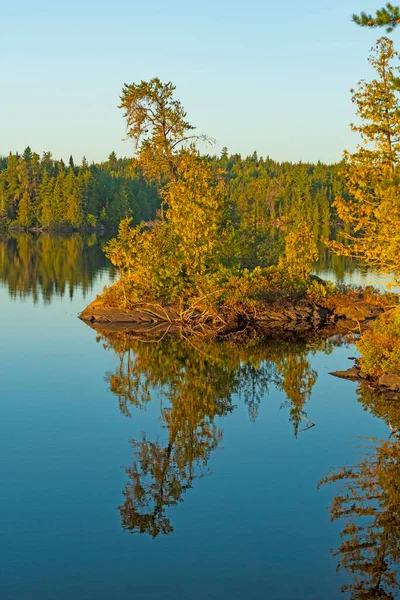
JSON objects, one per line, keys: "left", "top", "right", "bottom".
{"left": 0, "top": 233, "right": 398, "bottom": 600}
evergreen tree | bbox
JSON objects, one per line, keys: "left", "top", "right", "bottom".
{"left": 353, "top": 3, "right": 400, "bottom": 32}
{"left": 38, "top": 170, "right": 55, "bottom": 227}
{"left": 63, "top": 169, "right": 83, "bottom": 228}
{"left": 16, "top": 190, "right": 34, "bottom": 227}
{"left": 119, "top": 78, "right": 204, "bottom": 182}
{"left": 330, "top": 37, "right": 400, "bottom": 276}
{"left": 22, "top": 146, "right": 33, "bottom": 163}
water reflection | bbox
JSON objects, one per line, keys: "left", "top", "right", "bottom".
{"left": 319, "top": 388, "right": 400, "bottom": 599}
{"left": 319, "top": 435, "right": 400, "bottom": 599}
{"left": 315, "top": 242, "right": 361, "bottom": 284}
{"left": 357, "top": 384, "right": 400, "bottom": 436}
{"left": 0, "top": 232, "right": 113, "bottom": 302}
{"left": 96, "top": 330, "right": 342, "bottom": 537}
{"left": 315, "top": 243, "right": 397, "bottom": 291}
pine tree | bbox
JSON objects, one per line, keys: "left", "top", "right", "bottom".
{"left": 330, "top": 37, "right": 400, "bottom": 276}
{"left": 22, "top": 146, "right": 33, "bottom": 162}
{"left": 119, "top": 78, "right": 204, "bottom": 183}
{"left": 353, "top": 3, "right": 400, "bottom": 32}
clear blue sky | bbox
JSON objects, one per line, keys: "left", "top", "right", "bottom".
{"left": 0, "top": 0, "right": 392, "bottom": 164}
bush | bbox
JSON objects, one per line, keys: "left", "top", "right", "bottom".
{"left": 357, "top": 309, "right": 400, "bottom": 377}
{"left": 306, "top": 279, "right": 335, "bottom": 303}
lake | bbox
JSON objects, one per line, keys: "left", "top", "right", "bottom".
{"left": 0, "top": 232, "right": 398, "bottom": 600}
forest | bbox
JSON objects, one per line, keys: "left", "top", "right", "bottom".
{"left": 0, "top": 146, "right": 345, "bottom": 253}
{"left": 0, "top": 150, "right": 160, "bottom": 230}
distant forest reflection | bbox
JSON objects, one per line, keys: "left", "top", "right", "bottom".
{"left": 0, "top": 232, "right": 114, "bottom": 302}
{"left": 95, "top": 330, "right": 344, "bottom": 537}
{"left": 0, "top": 231, "right": 371, "bottom": 306}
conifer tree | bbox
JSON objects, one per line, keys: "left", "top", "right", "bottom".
{"left": 330, "top": 37, "right": 400, "bottom": 275}
{"left": 22, "top": 146, "right": 33, "bottom": 163}
{"left": 63, "top": 169, "right": 83, "bottom": 227}
{"left": 353, "top": 3, "right": 400, "bottom": 32}
{"left": 16, "top": 190, "right": 34, "bottom": 227}
{"left": 119, "top": 78, "right": 205, "bottom": 183}
{"left": 38, "top": 170, "right": 55, "bottom": 227}
{"left": 164, "top": 151, "right": 227, "bottom": 280}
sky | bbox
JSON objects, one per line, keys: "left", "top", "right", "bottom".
{"left": 0, "top": 0, "right": 394, "bottom": 164}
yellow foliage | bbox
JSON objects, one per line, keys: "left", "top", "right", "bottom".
{"left": 357, "top": 309, "right": 400, "bottom": 376}
{"left": 330, "top": 38, "right": 400, "bottom": 279}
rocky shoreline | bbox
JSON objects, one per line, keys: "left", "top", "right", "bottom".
{"left": 79, "top": 295, "right": 385, "bottom": 339}
{"left": 331, "top": 359, "right": 400, "bottom": 397}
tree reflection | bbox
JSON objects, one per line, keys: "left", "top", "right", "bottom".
{"left": 276, "top": 352, "right": 317, "bottom": 436}
{"left": 0, "top": 232, "right": 112, "bottom": 302}
{"left": 95, "top": 330, "right": 333, "bottom": 536}
{"left": 319, "top": 381, "right": 400, "bottom": 598}
{"left": 356, "top": 384, "right": 400, "bottom": 437}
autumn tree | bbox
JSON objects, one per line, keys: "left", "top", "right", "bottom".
{"left": 330, "top": 37, "right": 400, "bottom": 276}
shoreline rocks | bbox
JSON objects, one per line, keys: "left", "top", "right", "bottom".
{"left": 79, "top": 296, "right": 385, "bottom": 340}
{"left": 331, "top": 359, "right": 400, "bottom": 396}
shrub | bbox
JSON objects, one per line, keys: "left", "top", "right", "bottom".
{"left": 357, "top": 309, "right": 400, "bottom": 377}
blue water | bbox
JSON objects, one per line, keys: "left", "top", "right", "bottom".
{"left": 0, "top": 234, "right": 396, "bottom": 599}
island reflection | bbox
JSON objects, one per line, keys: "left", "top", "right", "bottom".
{"left": 96, "top": 329, "right": 342, "bottom": 537}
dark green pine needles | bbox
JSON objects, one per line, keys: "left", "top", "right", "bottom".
{"left": 353, "top": 3, "right": 400, "bottom": 32}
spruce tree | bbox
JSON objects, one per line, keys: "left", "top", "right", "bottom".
{"left": 17, "top": 191, "right": 34, "bottom": 227}
{"left": 22, "top": 146, "right": 33, "bottom": 162}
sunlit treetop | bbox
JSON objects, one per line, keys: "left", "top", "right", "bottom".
{"left": 353, "top": 2, "right": 400, "bottom": 32}
{"left": 119, "top": 78, "right": 208, "bottom": 182}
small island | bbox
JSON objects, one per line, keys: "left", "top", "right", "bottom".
{"left": 79, "top": 74, "right": 397, "bottom": 350}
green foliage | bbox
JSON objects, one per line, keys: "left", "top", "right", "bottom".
{"left": 104, "top": 154, "right": 325, "bottom": 317}
{"left": 353, "top": 3, "right": 400, "bottom": 32}
{"left": 223, "top": 155, "right": 342, "bottom": 269}
{"left": 0, "top": 149, "right": 161, "bottom": 231}
{"left": 357, "top": 309, "right": 400, "bottom": 376}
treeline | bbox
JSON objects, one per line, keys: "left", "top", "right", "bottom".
{"left": 216, "top": 150, "right": 347, "bottom": 267}
{"left": 0, "top": 146, "right": 346, "bottom": 254}
{"left": 0, "top": 148, "right": 160, "bottom": 230}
